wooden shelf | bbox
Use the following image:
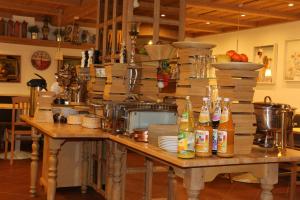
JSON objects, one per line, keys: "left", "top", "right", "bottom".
{"left": 0, "top": 35, "right": 95, "bottom": 50}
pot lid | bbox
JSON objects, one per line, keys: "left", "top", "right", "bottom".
{"left": 253, "top": 96, "right": 295, "bottom": 110}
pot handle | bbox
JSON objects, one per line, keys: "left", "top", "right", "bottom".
{"left": 264, "top": 96, "right": 272, "bottom": 104}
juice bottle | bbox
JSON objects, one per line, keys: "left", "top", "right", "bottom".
{"left": 217, "top": 98, "right": 234, "bottom": 158}
{"left": 178, "top": 96, "right": 195, "bottom": 159}
{"left": 195, "top": 97, "right": 213, "bottom": 157}
{"left": 212, "top": 97, "right": 222, "bottom": 155}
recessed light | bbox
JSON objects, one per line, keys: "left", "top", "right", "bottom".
{"left": 161, "top": 14, "right": 166, "bottom": 17}
{"left": 206, "top": 21, "right": 211, "bottom": 25}
{"left": 288, "top": 3, "right": 294, "bottom": 7}
{"left": 241, "top": 14, "right": 246, "bottom": 17}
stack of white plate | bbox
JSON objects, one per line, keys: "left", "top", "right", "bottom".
{"left": 158, "top": 136, "right": 178, "bottom": 153}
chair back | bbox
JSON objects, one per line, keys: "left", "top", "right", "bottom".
{"left": 11, "top": 96, "right": 30, "bottom": 127}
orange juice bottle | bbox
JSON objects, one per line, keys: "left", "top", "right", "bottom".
{"left": 195, "top": 97, "right": 213, "bottom": 157}
{"left": 178, "top": 96, "right": 195, "bottom": 159}
{"left": 217, "top": 98, "right": 234, "bottom": 158}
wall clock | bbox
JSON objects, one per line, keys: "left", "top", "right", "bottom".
{"left": 31, "top": 50, "right": 51, "bottom": 70}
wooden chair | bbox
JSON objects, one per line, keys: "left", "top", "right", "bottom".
{"left": 4, "top": 96, "right": 31, "bottom": 165}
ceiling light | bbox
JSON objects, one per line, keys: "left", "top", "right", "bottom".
{"left": 161, "top": 14, "right": 166, "bottom": 17}
{"left": 288, "top": 3, "right": 294, "bottom": 7}
{"left": 206, "top": 21, "right": 211, "bottom": 25}
{"left": 241, "top": 14, "right": 246, "bottom": 17}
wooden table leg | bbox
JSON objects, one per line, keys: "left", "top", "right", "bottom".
{"left": 260, "top": 163, "right": 278, "bottom": 200}
{"left": 81, "top": 141, "right": 89, "bottom": 194}
{"left": 30, "top": 127, "right": 41, "bottom": 197}
{"left": 144, "top": 158, "right": 153, "bottom": 200}
{"left": 106, "top": 140, "right": 114, "bottom": 200}
{"left": 168, "top": 167, "right": 177, "bottom": 200}
{"left": 111, "top": 142, "right": 126, "bottom": 200}
{"left": 184, "top": 168, "right": 204, "bottom": 200}
{"left": 47, "top": 138, "right": 65, "bottom": 200}
{"left": 290, "top": 162, "right": 297, "bottom": 200}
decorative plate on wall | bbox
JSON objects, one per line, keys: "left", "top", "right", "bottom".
{"left": 31, "top": 50, "right": 51, "bottom": 70}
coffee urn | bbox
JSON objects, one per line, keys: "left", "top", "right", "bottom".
{"left": 27, "top": 73, "right": 47, "bottom": 117}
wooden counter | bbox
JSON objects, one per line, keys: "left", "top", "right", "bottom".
{"left": 111, "top": 135, "right": 300, "bottom": 168}
{"left": 108, "top": 135, "right": 300, "bottom": 200}
{"left": 20, "top": 115, "right": 109, "bottom": 200}
{"left": 21, "top": 114, "right": 300, "bottom": 200}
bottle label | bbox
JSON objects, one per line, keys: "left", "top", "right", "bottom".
{"left": 199, "top": 110, "right": 210, "bottom": 123}
{"left": 220, "top": 109, "right": 229, "bottom": 123}
{"left": 195, "top": 130, "right": 209, "bottom": 153}
{"left": 212, "top": 108, "right": 221, "bottom": 122}
{"left": 181, "top": 112, "right": 189, "bottom": 122}
{"left": 212, "top": 128, "right": 218, "bottom": 151}
{"left": 217, "top": 130, "right": 227, "bottom": 153}
{"left": 178, "top": 131, "right": 195, "bottom": 155}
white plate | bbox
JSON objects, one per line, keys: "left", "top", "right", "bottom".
{"left": 212, "top": 62, "right": 264, "bottom": 71}
{"left": 158, "top": 140, "right": 178, "bottom": 145}
{"left": 158, "top": 136, "right": 177, "bottom": 139}
{"left": 172, "top": 41, "right": 216, "bottom": 49}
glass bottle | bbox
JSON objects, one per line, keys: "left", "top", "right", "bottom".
{"left": 212, "top": 97, "right": 222, "bottom": 155}
{"left": 195, "top": 97, "right": 213, "bottom": 157}
{"left": 178, "top": 96, "right": 195, "bottom": 159}
{"left": 217, "top": 98, "right": 235, "bottom": 157}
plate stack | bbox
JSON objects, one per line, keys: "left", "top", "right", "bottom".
{"left": 158, "top": 136, "right": 178, "bottom": 153}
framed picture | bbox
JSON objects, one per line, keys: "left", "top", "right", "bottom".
{"left": 285, "top": 39, "right": 300, "bottom": 81}
{"left": 253, "top": 44, "right": 277, "bottom": 84}
{"left": 0, "top": 55, "right": 21, "bottom": 82}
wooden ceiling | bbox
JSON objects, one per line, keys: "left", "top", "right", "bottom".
{"left": 0, "top": 0, "right": 300, "bottom": 37}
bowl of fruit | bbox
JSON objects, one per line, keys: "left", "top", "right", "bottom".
{"left": 212, "top": 50, "right": 264, "bottom": 71}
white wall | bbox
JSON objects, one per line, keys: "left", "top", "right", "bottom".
{"left": 0, "top": 42, "right": 82, "bottom": 96}
{"left": 190, "top": 20, "right": 300, "bottom": 112}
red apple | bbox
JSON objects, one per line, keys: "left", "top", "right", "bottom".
{"left": 226, "top": 50, "right": 236, "bottom": 58}
{"left": 231, "top": 53, "right": 242, "bottom": 62}
{"left": 240, "top": 54, "right": 248, "bottom": 62}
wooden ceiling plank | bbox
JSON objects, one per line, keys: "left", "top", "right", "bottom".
{"left": 0, "top": 0, "right": 59, "bottom": 16}
{"left": 186, "top": 15, "right": 255, "bottom": 28}
{"left": 138, "top": 1, "right": 179, "bottom": 15}
{"left": 62, "top": 0, "right": 97, "bottom": 25}
{"left": 27, "top": 0, "right": 81, "bottom": 6}
{"left": 187, "top": 0, "right": 298, "bottom": 20}
{"left": 185, "top": 26, "right": 221, "bottom": 33}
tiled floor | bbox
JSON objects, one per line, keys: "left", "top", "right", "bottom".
{"left": 0, "top": 152, "right": 299, "bottom": 200}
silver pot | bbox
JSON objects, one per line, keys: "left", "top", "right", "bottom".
{"left": 254, "top": 96, "right": 295, "bottom": 132}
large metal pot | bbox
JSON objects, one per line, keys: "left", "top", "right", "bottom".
{"left": 254, "top": 96, "right": 296, "bottom": 132}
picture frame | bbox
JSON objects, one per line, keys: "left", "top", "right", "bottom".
{"left": 253, "top": 44, "right": 277, "bottom": 84}
{"left": 284, "top": 39, "right": 300, "bottom": 81}
{"left": 0, "top": 55, "right": 21, "bottom": 82}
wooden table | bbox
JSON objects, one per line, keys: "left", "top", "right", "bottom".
{"left": 20, "top": 115, "right": 110, "bottom": 200}
{"left": 109, "top": 135, "right": 300, "bottom": 200}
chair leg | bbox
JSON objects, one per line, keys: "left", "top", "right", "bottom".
{"left": 10, "top": 133, "right": 15, "bottom": 165}
{"left": 4, "top": 129, "right": 8, "bottom": 160}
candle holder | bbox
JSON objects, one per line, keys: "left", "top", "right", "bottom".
{"left": 128, "top": 23, "right": 139, "bottom": 68}
{"left": 127, "top": 22, "right": 139, "bottom": 93}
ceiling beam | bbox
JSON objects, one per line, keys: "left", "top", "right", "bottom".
{"left": 187, "top": 0, "right": 298, "bottom": 20}
{"left": 186, "top": 15, "right": 256, "bottom": 28}
{"left": 27, "top": 0, "right": 81, "bottom": 6}
{"left": 185, "top": 25, "right": 222, "bottom": 33}
{"left": 138, "top": 1, "right": 179, "bottom": 15}
{"left": 62, "top": 0, "right": 97, "bottom": 25}
{"left": 0, "top": 0, "right": 59, "bottom": 16}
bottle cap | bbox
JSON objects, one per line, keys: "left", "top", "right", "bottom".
{"left": 202, "top": 97, "right": 209, "bottom": 101}
{"left": 217, "top": 97, "right": 222, "bottom": 101}
{"left": 224, "top": 97, "right": 230, "bottom": 102}
{"left": 186, "top": 96, "right": 190, "bottom": 100}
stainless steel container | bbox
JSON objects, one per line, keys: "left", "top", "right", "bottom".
{"left": 254, "top": 96, "right": 296, "bottom": 151}
{"left": 254, "top": 96, "right": 295, "bottom": 132}
{"left": 103, "top": 101, "right": 178, "bottom": 134}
